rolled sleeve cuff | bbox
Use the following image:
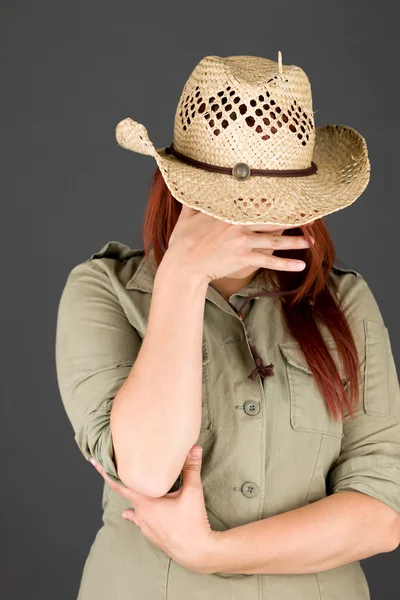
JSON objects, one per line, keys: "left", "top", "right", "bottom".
{"left": 75, "top": 397, "right": 122, "bottom": 485}
{"left": 328, "top": 454, "right": 400, "bottom": 516}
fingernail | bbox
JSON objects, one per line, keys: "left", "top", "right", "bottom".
{"left": 190, "top": 446, "right": 202, "bottom": 458}
{"left": 89, "top": 458, "right": 97, "bottom": 466}
{"left": 295, "top": 261, "right": 306, "bottom": 269}
{"left": 121, "top": 511, "right": 128, "bottom": 519}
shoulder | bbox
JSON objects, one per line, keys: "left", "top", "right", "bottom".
{"left": 64, "top": 240, "right": 146, "bottom": 291}
{"left": 87, "top": 240, "right": 145, "bottom": 263}
{"left": 330, "top": 264, "right": 362, "bottom": 279}
{"left": 329, "top": 264, "right": 386, "bottom": 337}
{"left": 57, "top": 240, "right": 151, "bottom": 335}
{"left": 57, "top": 241, "right": 149, "bottom": 322}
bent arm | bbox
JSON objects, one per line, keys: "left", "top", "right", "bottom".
{"left": 110, "top": 257, "right": 209, "bottom": 497}
{"left": 205, "top": 491, "right": 400, "bottom": 575}
{"left": 55, "top": 254, "right": 209, "bottom": 500}
{"left": 204, "top": 275, "right": 400, "bottom": 575}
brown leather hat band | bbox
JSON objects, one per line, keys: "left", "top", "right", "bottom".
{"left": 164, "top": 143, "right": 318, "bottom": 178}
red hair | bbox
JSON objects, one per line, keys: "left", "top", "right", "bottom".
{"left": 141, "top": 166, "right": 361, "bottom": 422}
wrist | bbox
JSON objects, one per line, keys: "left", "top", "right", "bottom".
{"left": 156, "top": 251, "right": 211, "bottom": 292}
{"left": 195, "top": 530, "right": 230, "bottom": 575}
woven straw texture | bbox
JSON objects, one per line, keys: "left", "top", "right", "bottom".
{"left": 115, "top": 54, "right": 370, "bottom": 226}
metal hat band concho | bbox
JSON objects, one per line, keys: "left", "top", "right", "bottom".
{"left": 164, "top": 143, "right": 318, "bottom": 180}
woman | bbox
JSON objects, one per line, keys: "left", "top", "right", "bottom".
{"left": 55, "top": 53, "right": 400, "bottom": 599}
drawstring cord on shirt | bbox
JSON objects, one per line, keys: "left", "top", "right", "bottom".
{"left": 236, "top": 286, "right": 302, "bottom": 381}
{"left": 247, "top": 342, "right": 275, "bottom": 381}
{"left": 211, "top": 276, "right": 305, "bottom": 382}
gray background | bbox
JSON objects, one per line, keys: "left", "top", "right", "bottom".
{"left": 2, "top": 1, "right": 399, "bottom": 598}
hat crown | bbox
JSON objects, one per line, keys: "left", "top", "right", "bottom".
{"left": 173, "top": 55, "right": 316, "bottom": 170}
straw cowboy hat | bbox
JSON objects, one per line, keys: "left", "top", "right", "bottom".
{"left": 115, "top": 52, "right": 370, "bottom": 227}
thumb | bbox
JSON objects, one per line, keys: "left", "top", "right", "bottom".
{"left": 181, "top": 445, "right": 203, "bottom": 488}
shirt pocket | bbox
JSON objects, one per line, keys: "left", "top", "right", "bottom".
{"left": 363, "top": 319, "right": 400, "bottom": 422}
{"left": 278, "top": 340, "right": 345, "bottom": 438}
{"left": 200, "top": 333, "right": 213, "bottom": 431}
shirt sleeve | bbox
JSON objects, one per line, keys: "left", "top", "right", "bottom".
{"left": 327, "top": 275, "right": 400, "bottom": 515}
{"left": 55, "top": 261, "right": 143, "bottom": 485}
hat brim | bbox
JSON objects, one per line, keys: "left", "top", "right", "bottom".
{"left": 116, "top": 118, "right": 370, "bottom": 226}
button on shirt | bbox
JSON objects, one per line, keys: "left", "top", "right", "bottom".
{"left": 55, "top": 240, "right": 400, "bottom": 600}
{"left": 241, "top": 482, "right": 259, "bottom": 498}
{"left": 243, "top": 400, "right": 260, "bottom": 415}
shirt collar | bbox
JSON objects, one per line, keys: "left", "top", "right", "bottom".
{"left": 125, "top": 246, "right": 272, "bottom": 316}
{"left": 126, "top": 245, "right": 268, "bottom": 290}
{"left": 88, "top": 241, "right": 271, "bottom": 318}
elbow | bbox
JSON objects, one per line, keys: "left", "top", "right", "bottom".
{"left": 385, "top": 513, "right": 400, "bottom": 552}
{"left": 112, "top": 445, "right": 180, "bottom": 497}
{"left": 120, "top": 474, "right": 175, "bottom": 499}
{"left": 375, "top": 504, "right": 400, "bottom": 553}
{"left": 117, "top": 463, "right": 178, "bottom": 498}
{"left": 110, "top": 415, "right": 185, "bottom": 498}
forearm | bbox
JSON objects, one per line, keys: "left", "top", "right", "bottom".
{"left": 206, "top": 491, "right": 398, "bottom": 575}
{"left": 111, "top": 255, "right": 209, "bottom": 496}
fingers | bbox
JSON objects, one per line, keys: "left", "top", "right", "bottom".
{"left": 246, "top": 231, "right": 314, "bottom": 251}
{"left": 245, "top": 221, "right": 315, "bottom": 232}
{"left": 246, "top": 250, "right": 307, "bottom": 271}
{"left": 121, "top": 509, "right": 139, "bottom": 525}
{"left": 181, "top": 445, "right": 203, "bottom": 489}
{"left": 89, "top": 458, "right": 145, "bottom": 504}
{"left": 164, "top": 489, "right": 181, "bottom": 498}
{"left": 245, "top": 224, "right": 295, "bottom": 233}
{"left": 90, "top": 459, "right": 131, "bottom": 497}
{"left": 238, "top": 229, "right": 314, "bottom": 271}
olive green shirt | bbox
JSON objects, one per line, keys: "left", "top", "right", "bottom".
{"left": 55, "top": 240, "right": 400, "bottom": 600}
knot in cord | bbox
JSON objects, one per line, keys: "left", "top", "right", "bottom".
{"left": 236, "top": 290, "right": 277, "bottom": 381}
{"left": 248, "top": 342, "right": 275, "bottom": 381}
{"left": 234, "top": 274, "right": 306, "bottom": 382}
